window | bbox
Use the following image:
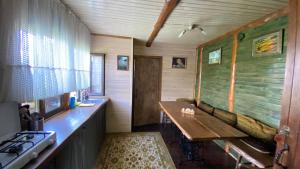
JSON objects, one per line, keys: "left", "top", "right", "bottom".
{"left": 21, "top": 101, "right": 39, "bottom": 113}
{"left": 21, "top": 95, "right": 65, "bottom": 119}
{"left": 39, "top": 95, "right": 64, "bottom": 119}
{"left": 44, "top": 96, "right": 62, "bottom": 113}
{"left": 90, "top": 54, "right": 105, "bottom": 96}
{"left": 0, "top": 0, "right": 90, "bottom": 103}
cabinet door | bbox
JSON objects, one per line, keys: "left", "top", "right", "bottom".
{"left": 84, "top": 116, "right": 99, "bottom": 169}
{"left": 44, "top": 105, "right": 107, "bottom": 169}
{"left": 55, "top": 130, "right": 85, "bottom": 169}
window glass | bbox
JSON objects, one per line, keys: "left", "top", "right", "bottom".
{"left": 21, "top": 101, "right": 39, "bottom": 113}
{"left": 45, "top": 96, "right": 61, "bottom": 113}
{"left": 90, "top": 54, "right": 105, "bottom": 96}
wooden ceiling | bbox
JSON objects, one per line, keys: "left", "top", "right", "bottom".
{"left": 62, "top": 0, "right": 288, "bottom": 47}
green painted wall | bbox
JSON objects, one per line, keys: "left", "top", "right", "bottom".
{"left": 234, "top": 16, "right": 288, "bottom": 128}
{"left": 200, "top": 37, "right": 233, "bottom": 110}
{"left": 196, "top": 16, "right": 288, "bottom": 128}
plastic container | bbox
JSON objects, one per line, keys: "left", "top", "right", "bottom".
{"left": 69, "top": 96, "right": 76, "bottom": 109}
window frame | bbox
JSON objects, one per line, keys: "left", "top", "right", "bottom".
{"left": 90, "top": 53, "right": 105, "bottom": 96}
{"left": 39, "top": 95, "right": 63, "bottom": 119}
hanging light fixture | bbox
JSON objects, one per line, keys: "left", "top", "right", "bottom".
{"left": 178, "top": 24, "right": 206, "bottom": 38}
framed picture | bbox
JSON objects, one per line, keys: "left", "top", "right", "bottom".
{"left": 172, "top": 57, "right": 186, "bottom": 69}
{"left": 117, "top": 55, "right": 129, "bottom": 71}
{"left": 252, "top": 30, "right": 283, "bottom": 57}
{"left": 209, "top": 48, "right": 222, "bottom": 64}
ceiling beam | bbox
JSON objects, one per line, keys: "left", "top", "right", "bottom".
{"left": 145, "top": 0, "right": 180, "bottom": 47}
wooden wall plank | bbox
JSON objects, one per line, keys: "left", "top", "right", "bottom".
{"left": 200, "top": 37, "right": 233, "bottom": 110}
{"left": 134, "top": 42, "right": 196, "bottom": 101}
{"left": 91, "top": 35, "right": 133, "bottom": 133}
{"left": 195, "top": 16, "right": 288, "bottom": 128}
{"left": 198, "top": 7, "right": 288, "bottom": 49}
{"left": 234, "top": 16, "right": 288, "bottom": 127}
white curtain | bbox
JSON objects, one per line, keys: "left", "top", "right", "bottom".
{"left": 0, "top": 0, "right": 90, "bottom": 102}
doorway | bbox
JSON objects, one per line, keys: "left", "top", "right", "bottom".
{"left": 133, "top": 56, "right": 162, "bottom": 127}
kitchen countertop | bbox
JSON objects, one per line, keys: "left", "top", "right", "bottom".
{"left": 22, "top": 97, "right": 109, "bottom": 169}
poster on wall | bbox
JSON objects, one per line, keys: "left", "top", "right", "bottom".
{"left": 252, "top": 30, "right": 283, "bottom": 57}
{"left": 208, "top": 48, "right": 222, "bottom": 64}
{"left": 172, "top": 57, "right": 186, "bottom": 69}
{"left": 117, "top": 55, "right": 129, "bottom": 70}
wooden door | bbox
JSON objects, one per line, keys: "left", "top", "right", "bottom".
{"left": 274, "top": 1, "right": 300, "bottom": 168}
{"left": 133, "top": 56, "right": 162, "bottom": 127}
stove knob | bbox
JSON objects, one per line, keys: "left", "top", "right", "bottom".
{"left": 48, "top": 139, "right": 55, "bottom": 145}
{"left": 32, "top": 152, "right": 38, "bottom": 159}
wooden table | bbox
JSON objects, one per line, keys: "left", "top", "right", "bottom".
{"left": 159, "top": 101, "right": 248, "bottom": 141}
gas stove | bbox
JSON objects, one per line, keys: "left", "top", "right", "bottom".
{"left": 0, "top": 102, "right": 56, "bottom": 169}
{"left": 0, "top": 131, "right": 56, "bottom": 169}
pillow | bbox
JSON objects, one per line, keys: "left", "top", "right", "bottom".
{"left": 237, "top": 114, "right": 277, "bottom": 143}
{"left": 213, "top": 108, "right": 237, "bottom": 126}
{"left": 198, "top": 101, "right": 214, "bottom": 114}
{"left": 176, "top": 98, "right": 196, "bottom": 105}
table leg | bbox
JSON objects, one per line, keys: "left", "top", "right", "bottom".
{"left": 235, "top": 155, "right": 242, "bottom": 169}
{"left": 179, "top": 134, "right": 205, "bottom": 166}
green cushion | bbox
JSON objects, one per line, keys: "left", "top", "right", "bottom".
{"left": 176, "top": 98, "right": 195, "bottom": 105}
{"left": 237, "top": 114, "right": 277, "bottom": 143}
{"left": 213, "top": 108, "right": 237, "bottom": 126}
{"left": 198, "top": 101, "right": 214, "bottom": 114}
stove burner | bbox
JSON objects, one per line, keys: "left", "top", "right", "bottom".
{"left": 0, "top": 131, "right": 56, "bottom": 169}
{"left": 7, "top": 144, "right": 23, "bottom": 154}
{"left": 25, "top": 134, "right": 34, "bottom": 140}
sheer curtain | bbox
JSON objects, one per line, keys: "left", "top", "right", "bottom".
{"left": 0, "top": 0, "right": 90, "bottom": 102}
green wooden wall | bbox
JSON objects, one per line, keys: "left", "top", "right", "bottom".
{"left": 200, "top": 37, "right": 233, "bottom": 111}
{"left": 234, "top": 16, "right": 288, "bottom": 128}
{"left": 196, "top": 16, "right": 288, "bottom": 128}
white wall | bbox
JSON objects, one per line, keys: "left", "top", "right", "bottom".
{"left": 134, "top": 41, "right": 197, "bottom": 101}
{"left": 91, "top": 35, "right": 133, "bottom": 133}
{"left": 91, "top": 36, "right": 196, "bottom": 132}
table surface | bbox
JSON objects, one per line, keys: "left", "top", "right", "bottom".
{"left": 22, "top": 98, "right": 109, "bottom": 169}
{"left": 159, "top": 101, "right": 248, "bottom": 141}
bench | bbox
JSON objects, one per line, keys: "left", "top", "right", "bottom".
{"left": 225, "top": 138, "right": 274, "bottom": 169}
{"left": 197, "top": 101, "right": 277, "bottom": 169}
{"left": 238, "top": 163, "right": 272, "bottom": 169}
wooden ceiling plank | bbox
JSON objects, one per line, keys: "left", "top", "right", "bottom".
{"left": 145, "top": 0, "right": 181, "bottom": 47}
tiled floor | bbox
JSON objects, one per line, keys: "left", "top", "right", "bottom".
{"left": 133, "top": 124, "right": 236, "bottom": 169}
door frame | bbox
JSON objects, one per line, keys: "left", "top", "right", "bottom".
{"left": 131, "top": 55, "right": 163, "bottom": 129}
{"left": 275, "top": 1, "right": 299, "bottom": 168}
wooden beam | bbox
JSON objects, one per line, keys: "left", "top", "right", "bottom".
{"left": 228, "top": 32, "right": 238, "bottom": 112}
{"left": 196, "top": 47, "right": 203, "bottom": 106}
{"left": 145, "top": 0, "right": 180, "bottom": 47}
{"left": 198, "top": 6, "right": 289, "bottom": 48}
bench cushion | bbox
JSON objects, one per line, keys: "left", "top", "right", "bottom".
{"left": 213, "top": 108, "right": 237, "bottom": 126}
{"left": 198, "top": 101, "right": 214, "bottom": 114}
{"left": 236, "top": 114, "right": 277, "bottom": 143}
